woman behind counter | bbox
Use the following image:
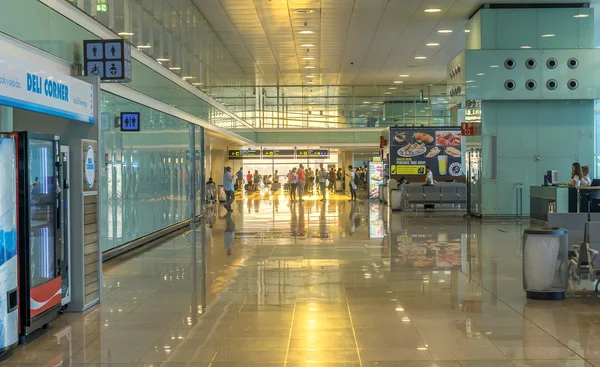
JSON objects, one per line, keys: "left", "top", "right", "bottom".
{"left": 569, "top": 162, "right": 584, "bottom": 187}
{"left": 582, "top": 165, "right": 592, "bottom": 187}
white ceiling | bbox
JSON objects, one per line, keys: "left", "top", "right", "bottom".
{"left": 193, "top": 0, "right": 596, "bottom": 87}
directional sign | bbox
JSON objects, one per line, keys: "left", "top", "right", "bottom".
{"left": 120, "top": 112, "right": 140, "bottom": 132}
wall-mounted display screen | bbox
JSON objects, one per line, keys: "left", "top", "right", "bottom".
{"left": 297, "top": 149, "right": 329, "bottom": 158}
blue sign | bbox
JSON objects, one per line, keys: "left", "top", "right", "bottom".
{"left": 85, "top": 42, "right": 103, "bottom": 60}
{"left": 104, "top": 42, "right": 122, "bottom": 59}
{"left": 120, "top": 112, "right": 140, "bottom": 132}
{"left": 84, "top": 39, "right": 131, "bottom": 82}
{"left": 105, "top": 61, "right": 122, "bottom": 78}
{"left": 86, "top": 61, "right": 104, "bottom": 78}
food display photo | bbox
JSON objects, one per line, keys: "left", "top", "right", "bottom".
{"left": 389, "top": 127, "right": 463, "bottom": 179}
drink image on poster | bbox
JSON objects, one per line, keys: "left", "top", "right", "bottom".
{"left": 0, "top": 136, "right": 18, "bottom": 351}
{"left": 438, "top": 155, "right": 448, "bottom": 175}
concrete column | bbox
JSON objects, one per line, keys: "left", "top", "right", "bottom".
{"left": 0, "top": 106, "right": 13, "bottom": 132}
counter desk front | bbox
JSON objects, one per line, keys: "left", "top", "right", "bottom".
{"left": 530, "top": 185, "right": 600, "bottom": 223}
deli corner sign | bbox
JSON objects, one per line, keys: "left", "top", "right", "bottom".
{"left": 0, "top": 39, "right": 95, "bottom": 124}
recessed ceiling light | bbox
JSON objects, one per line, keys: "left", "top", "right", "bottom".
{"left": 182, "top": 76, "right": 194, "bottom": 79}
{"left": 490, "top": 65, "right": 499, "bottom": 68}
{"left": 476, "top": 73, "right": 485, "bottom": 76}
{"left": 363, "top": 101, "right": 370, "bottom": 104}
{"left": 393, "top": 80, "right": 404, "bottom": 84}
{"left": 299, "top": 30, "right": 314, "bottom": 34}
{"left": 294, "top": 8, "right": 315, "bottom": 14}
{"left": 301, "top": 44, "right": 315, "bottom": 47}
{"left": 388, "top": 87, "right": 397, "bottom": 90}
{"left": 304, "top": 66, "right": 316, "bottom": 69}
{"left": 305, "top": 75, "right": 316, "bottom": 78}
{"left": 426, "top": 43, "right": 440, "bottom": 47}
{"left": 192, "top": 82, "right": 203, "bottom": 86}
{"left": 466, "top": 80, "right": 475, "bottom": 83}
{"left": 399, "top": 74, "right": 410, "bottom": 77}
{"left": 520, "top": 45, "right": 532, "bottom": 49}
{"left": 542, "top": 34, "right": 555, "bottom": 37}
{"left": 303, "top": 57, "right": 315, "bottom": 60}
{"left": 156, "top": 58, "right": 170, "bottom": 62}
{"left": 425, "top": 8, "right": 441, "bottom": 13}
{"left": 415, "top": 56, "right": 427, "bottom": 60}
{"left": 438, "top": 29, "right": 453, "bottom": 34}
{"left": 465, "top": 29, "right": 471, "bottom": 33}
{"left": 306, "top": 81, "right": 315, "bottom": 84}
{"left": 118, "top": 32, "right": 134, "bottom": 36}
{"left": 169, "top": 67, "right": 181, "bottom": 70}
{"left": 384, "top": 92, "right": 392, "bottom": 95}
{"left": 137, "top": 45, "right": 151, "bottom": 49}
{"left": 574, "top": 14, "right": 589, "bottom": 18}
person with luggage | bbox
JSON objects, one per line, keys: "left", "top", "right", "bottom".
{"left": 222, "top": 167, "right": 235, "bottom": 212}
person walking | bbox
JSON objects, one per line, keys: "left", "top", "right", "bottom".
{"left": 273, "top": 170, "right": 280, "bottom": 191}
{"left": 223, "top": 167, "right": 235, "bottom": 212}
{"left": 246, "top": 171, "right": 253, "bottom": 191}
{"left": 297, "top": 164, "right": 306, "bottom": 202}
{"left": 236, "top": 167, "right": 244, "bottom": 190}
{"left": 318, "top": 163, "right": 328, "bottom": 202}
{"left": 347, "top": 165, "right": 357, "bottom": 201}
{"left": 329, "top": 167, "right": 336, "bottom": 193}
{"left": 288, "top": 168, "right": 298, "bottom": 203}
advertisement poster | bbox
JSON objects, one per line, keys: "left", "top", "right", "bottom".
{"left": 389, "top": 127, "right": 462, "bottom": 179}
{"left": 0, "top": 137, "right": 18, "bottom": 349}
{"left": 368, "top": 161, "right": 384, "bottom": 199}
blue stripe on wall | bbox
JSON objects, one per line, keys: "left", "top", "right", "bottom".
{"left": 0, "top": 95, "right": 94, "bottom": 124}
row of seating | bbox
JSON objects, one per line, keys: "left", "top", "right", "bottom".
{"left": 405, "top": 183, "right": 467, "bottom": 206}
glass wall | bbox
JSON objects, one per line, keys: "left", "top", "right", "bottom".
{"left": 99, "top": 92, "right": 203, "bottom": 252}
{"left": 212, "top": 85, "right": 454, "bottom": 129}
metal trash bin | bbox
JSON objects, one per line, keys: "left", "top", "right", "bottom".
{"left": 218, "top": 185, "right": 227, "bottom": 202}
{"left": 523, "top": 228, "right": 569, "bottom": 300}
{"left": 378, "top": 185, "right": 384, "bottom": 202}
{"left": 335, "top": 179, "right": 344, "bottom": 192}
{"left": 390, "top": 189, "right": 405, "bottom": 211}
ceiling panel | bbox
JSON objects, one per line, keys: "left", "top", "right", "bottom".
{"left": 193, "top": 0, "right": 597, "bottom": 87}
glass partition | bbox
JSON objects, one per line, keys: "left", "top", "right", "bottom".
{"left": 99, "top": 92, "right": 204, "bottom": 252}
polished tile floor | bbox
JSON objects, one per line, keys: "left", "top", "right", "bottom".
{"left": 4, "top": 191, "right": 600, "bottom": 367}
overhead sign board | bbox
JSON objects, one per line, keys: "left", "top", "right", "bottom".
{"left": 262, "top": 149, "right": 295, "bottom": 158}
{"left": 120, "top": 112, "right": 140, "bottom": 132}
{"left": 84, "top": 39, "right": 132, "bottom": 82}
{"left": 0, "top": 39, "right": 94, "bottom": 124}
{"left": 229, "top": 149, "right": 260, "bottom": 159}
{"left": 297, "top": 149, "right": 329, "bottom": 158}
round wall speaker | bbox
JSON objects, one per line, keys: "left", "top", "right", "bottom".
{"left": 567, "top": 58, "right": 579, "bottom": 69}
{"left": 525, "top": 79, "right": 537, "bottom": 90}
{"left": 546, "top": 58, "right": 558, "bottom": 69}
{"left": 567, "top": 79, "right": 579, "bottom": 90}
{"left": 525, "top": 58, "right": 537, "bottom": 69}
{"left": 505, "top": 80, "right": 516, "bottom": 90}
{"left": 546, "top": 79, "right": 558, "bottom": 90}
{"left": 504, "top": 58, "right": 516, "bottom": 70}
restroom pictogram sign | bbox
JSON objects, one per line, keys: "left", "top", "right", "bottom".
{"left": 83, "top": 39, "right": 131, "bottom": 82}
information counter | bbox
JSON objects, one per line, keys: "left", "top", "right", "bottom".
{"left": 530, "top": 186, "right": 569, "bottom": 222}
{"left": 531, "top": 185, "right": 600, "bottom": 222}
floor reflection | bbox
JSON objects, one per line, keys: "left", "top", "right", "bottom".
{"left": 5, "top": 195, "right": 600, "bottom": 366}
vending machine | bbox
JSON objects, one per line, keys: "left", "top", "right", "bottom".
{"left": 0, "top": 133, "right": 20, "bottom": 352}
{"left": 16, "top": 132, "right": 63, "bottom": 339}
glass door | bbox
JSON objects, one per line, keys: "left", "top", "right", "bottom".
{"left": 28, "top": 139, "right": 57, "bottom": 288}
